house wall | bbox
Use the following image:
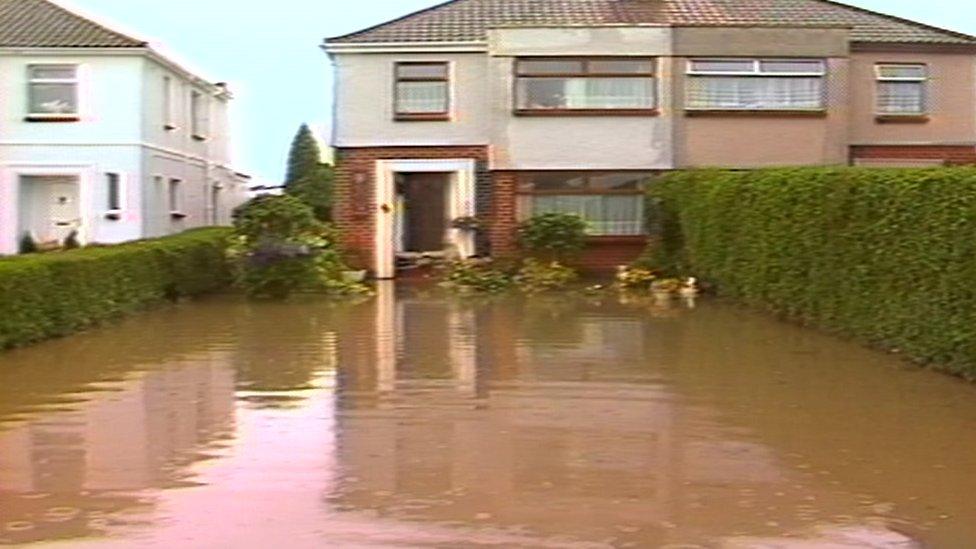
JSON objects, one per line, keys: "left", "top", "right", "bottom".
{"left": 849, "top": 51, "right": 976, "bottom": 148}
{"left": 487, "top": 27, "right": 675, "bottom": 170}
{"left": 332, "top": 52, "right": 491, "bottom": 147}
{"left": 672, "top": 27, "right": 852, "bottom": 168}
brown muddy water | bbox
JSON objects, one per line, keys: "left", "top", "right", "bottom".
{"left": 1, "top": 284, "right": 975, "bottom": 548}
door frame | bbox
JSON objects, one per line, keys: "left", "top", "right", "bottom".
{"left": 374, "top": 159, "right": 477, "bottom": 279}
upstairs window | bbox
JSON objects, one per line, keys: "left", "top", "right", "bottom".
{"left": 394, "top": 62, "right": 450, "bottom": 120}
{"left": 28, "top": 64, "right": 79, "bottom": 118}
{"left": 515, "top": 58, "right": 657, "bottom": 114}
{"left": 191, "top": 91, "right": 209, "bottom": 139}
{"left": 163, "top": 76, "right": 176, "bottom": 129}
{"left": 686, "top": 59, "right": 826, "bottom": 111}
{"left": 876, "top": 64, "right": 928, "bottom": 116}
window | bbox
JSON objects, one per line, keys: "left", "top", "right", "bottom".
{"left": 686, "top": 59, "right": 826, "bottom": 111}
{"left": 876, "top": 64, "right": 928, "bottom": 116}
{"left": 28, "top": 64, "right": 79, "bottom": 118}
{"left": 516, "top": 173, "right": 649, "bottom": 236}
{"left": 168, "top": 178, "right": 183, "bottom": 214}
{"left": 106, "top": 173, "right": 122, "bottom": 211}
{"left": 210, "top": 181, "right": 222, "bottom": 225}
{"left": 394, "top": 62, "right": 450, "bottom": 120}
{"left": 515, "top": 58, "right": 657, "bottom": 114}
{"left": 191, "top": 91, "right": 208, "bottom": 138}
{"left": 163, "top": 76, "right": 176, "bottom": 129}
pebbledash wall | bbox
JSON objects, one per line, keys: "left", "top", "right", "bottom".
{"left": 328, "top": 25, "right": 976, "bottom": 276}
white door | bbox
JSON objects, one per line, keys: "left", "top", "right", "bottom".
{"left": 46, "top": 180, "right": 81, "bottom": 243}
{"left": 22, "top": 176, "right": 81, "bottom": 244}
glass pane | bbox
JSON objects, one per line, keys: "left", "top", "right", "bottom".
{"left": 686, "top": 76, "right": 823, "bottom": 110}
{"left": 518, "top": 60, "right": 585, "bottom": 75}
{"left": 877, "top": 64, "right": 927, "bottom": 79}
{"left": 588, "top": 174, "right": 647, "bottom": 191}
{"left": 397, "top": 63, "right": 448, "bottom": 79}
{"left": 877, "top": 81, "right": 925, "bottom": 114}
{"left": 107, "top": 174, "right": 121, "bottom": 210}
{"left": 760, "top": 60, "right": 824, "bottom": 74}
{"left": 396, "top": 81, "right": 448, "bottom": 113}
{"left": 29, "top": 83, "right": 78, "bottom": 114}
{"left": 29, "top": 65, "right": 77, "bottom": 80}
{"left": 589, "top": 60, "right": 654, "bottom": 74}
{"left": 689, "top": 59, "right": 755, "bottom": 73}
{"left": 518, "top": 77, "right": 655, "bottom": 110}
{"left": 519, "top": 195, "right": 645, "bottom": 235}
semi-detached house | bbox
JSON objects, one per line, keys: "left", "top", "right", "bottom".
{"left": 324, "top": 0, "right": 976, "bottom": 278}
{"left": 0, "top": 0, "right": 249, "bottom": 255}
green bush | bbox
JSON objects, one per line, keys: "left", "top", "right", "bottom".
{"left": 518, "top": 213, "right": 588, "bottom": 261}
{"left": 228, "top": 195, "right": 362, "bottom": 299}
{"left": 440, "top": 260, "right": 514, "bottom": 293}
{"left": 516, "top": 259, "right": 579, "bottom": 293}
{"left": 649, "top": 167, "right": 976, "bottom": 378}
{"left": 0, "top": 228, "right": 232, "bottom": 350}
{"left": 18, "top": 232, "right": 37, "bottom": 254}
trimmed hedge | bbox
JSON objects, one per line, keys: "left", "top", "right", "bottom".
{"left": 0, "top": 228, "right": 232, "bottom": 350}
{"left": 647, "top": 167, "right": 976, "bottom": 378}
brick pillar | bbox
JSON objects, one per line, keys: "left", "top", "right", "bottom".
{"left": 488, "top": 171, "right": 518, "bottom": 257}
{"left": 334, "top": 149, "right": 376, "bottom": 271}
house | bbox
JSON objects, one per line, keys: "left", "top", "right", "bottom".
{"left": 0, "top": 0, "right": 249, "bottom": 254}
{"left": 323, "top": 0, "right": 976, "bottom": 278}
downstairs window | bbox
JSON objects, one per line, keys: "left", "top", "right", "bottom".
{"left": 516, "top": 173, "right": 650, "bottom": 236}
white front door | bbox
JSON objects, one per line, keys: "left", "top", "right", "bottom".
{"left": 21, "top": 176, "right": 81, "bottom": 244}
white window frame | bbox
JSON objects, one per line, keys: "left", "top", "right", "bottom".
{"left": 105, "top": 172, "right": 125, "bottom": 213}
{"left": 168, "top": 178, "right": 184, "bottom": 215}
{"left": 685, "top": 58, "right": 827, "bottom": 111}
{"left": 27, "top": 63, "right": 81, "bottom": 119}
{"left": 190, "top": 90, "right": 209, "bottom": 140}
{"left": 163, "top": 76, "right": 177, "bottom": 130}
{"left": 874, "top": 63, "right": 928, "bottom": 116}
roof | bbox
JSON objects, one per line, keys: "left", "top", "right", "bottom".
{"left": 327, "top": 0, "right": 976, "bottom": 46}
{"left": 0, "top": 0, "right": 146, "bottom": 48}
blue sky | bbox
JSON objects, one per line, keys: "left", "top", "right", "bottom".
{"left": 63, "top": 0, "right": 976, "bottom": 183}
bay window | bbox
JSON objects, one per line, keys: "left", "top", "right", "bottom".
{"left": 875, "top": 64, "right": 927, "bottom": 116}
{"left": 28, "top": 64, "right": 79, "bottom": 119}
{"left": 686, "top": 59, "right": 826, "bottom": 111}
{"left": 517, "top": 173, "right": 649, "bottom": 236}
{"left": 394, "top": 62, "right": 450, "bottom": 120}
{"left": 515, "top": 58, "right": 657, "bottom": 114}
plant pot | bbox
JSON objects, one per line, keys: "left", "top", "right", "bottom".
{"left": 341, "top": 270, "right": 367, "bottom": 284}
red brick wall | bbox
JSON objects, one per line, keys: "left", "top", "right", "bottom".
{"left": 488, "top": 171, "right": 518, "bottom": 257}
{"left": 851, "top": 145, "right": 976, "bottom": 165}
{"left": 576, "top": 237, "right": 649, "bottom": 275}
{"left": 334, "top": 146, "right": 489, "bottom": 270}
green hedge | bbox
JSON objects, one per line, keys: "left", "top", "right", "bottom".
{"left": 0, "top": 228, "right": 232, "bottom": 350}
{"left": 647, "top": 167, "right": 976, "bottom": 378}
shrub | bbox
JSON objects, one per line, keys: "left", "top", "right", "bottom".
{"left": 649, "top": 167, "right": 976, "bottom": 378}
{"left": 516, "top": 259, "right": 579, "bottom": 293}
{"left": 616, "top": 266, "right": 658, "bottom": 290}
{"left": 228, "top": 195, "right": 361, "bottom": 299}
{"left": 63, "top": 230, "right": 81, "bottom": 250}
{"left": 518, "top": 213, "right": 588, "bottom": 261}
{"left": 18, "top": 233, "right": 37, "bottom": 255}
{"left": 440, "top": 260, "right": 513, "bottom": 293}
{"left": 0, "top": 228, "right": 232, "bottom": 350}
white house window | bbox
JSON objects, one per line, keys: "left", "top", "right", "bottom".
{"left": 515, "top": 58, "right": 657, "bottom": 114}
{"left": 209, "top": 181, "right": 222, "bottom": 225}
{"left": 686, "top": 59, "right": 826, "bottom": 111}
{"left": 168, "top": 178, "right": 183, "bottom": 214}
{"left": 28, "top": 64, "right": 79, "bottom": 118}
{"left": 516, "top": 173, "right": 649, "bottom": 236}
{"left": 876, "top": 64, "right": 928, "bottom": 115}
{"left": 394, "top": 62, "right": 450, "bottom": 120}
{"left": 106, "top": 173, "right": 122, "bottom": 212}
{"left": 191, "top": 91, "right": 208, "bottom": 138}
{"left": 163, "top": 76, "right": 176, "bottom": 129}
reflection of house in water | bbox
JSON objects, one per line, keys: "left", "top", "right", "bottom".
{"left": 331, "top": 286, "right": 815, "bottom": 545}
{"left": 0, "top": 355, "right": 235, "bottom": 544}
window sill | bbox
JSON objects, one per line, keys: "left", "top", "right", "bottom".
{"left": 515, "top": 108, "right": 660, "bottom": 117}
{"left": 394, "top": 113, "right": 451, "bottom": 122}
{"left": 25, "top": 115, "right": 80, "bottom": 123}
{"left": 170, "top": 212, "right": 188, "bottom": 220}
{"left": 685, "top": 109, "right": 827, "bottom": 118}
{"left": 191, "top": 134, "right": 208, "bottom": 142}
{"left": 585, "top": 235, "right": 649, "bottom": 243}
{"left": 105, "top": 211, "right": 122, "bottom": 221}
{"left": 875, "top": 114, "right": 929, "bottom": 124}
{"left": 164, "top": 124, "right": 178, "bottom": 131}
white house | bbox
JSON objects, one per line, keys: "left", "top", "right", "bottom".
{"left": 0, "top": 0, "right": 249, "bottom": 254}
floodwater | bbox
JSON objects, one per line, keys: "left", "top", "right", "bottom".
{"left": 1, "top": 285, "right": 975, "bottom": 548}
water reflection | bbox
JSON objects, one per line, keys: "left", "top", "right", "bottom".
{"left": 0, "top": 286, "right": 973, "bottom": 547}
